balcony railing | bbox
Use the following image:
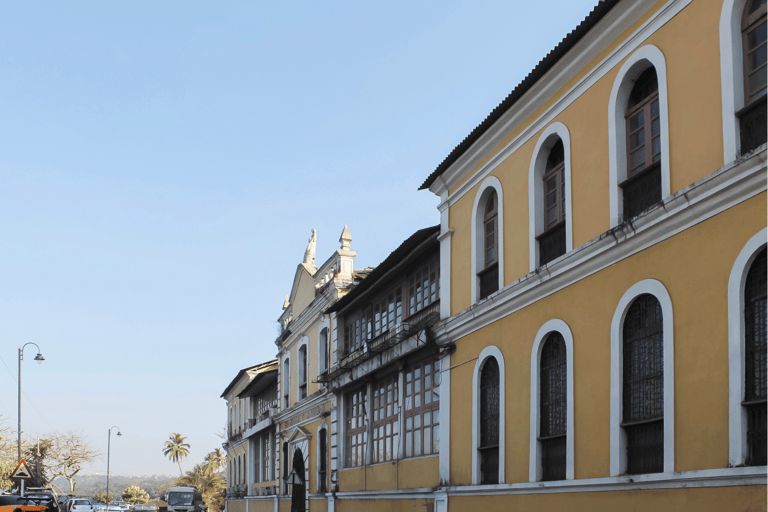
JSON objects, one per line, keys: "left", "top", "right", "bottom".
{"left": 478, "top": 263, "right": 499, "bottom": 301}
{"left": 738, "top": 95, "right": 767, "bottom": 155}
{"left": 538, "top": 223, "right": 566, "bottom": 267}
{"left": 621, "top": 164, "right": 661, "bottom": 221}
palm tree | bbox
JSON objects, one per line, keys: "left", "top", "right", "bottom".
{"left": 162, "top": 433, "right": 190, "bottom": 476}
{"left": 204, "top": 448, "right": 226, "bottom": 473}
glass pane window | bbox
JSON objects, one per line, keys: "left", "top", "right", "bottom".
{"left": 403, "top": 358, "right": 440, "bottom": 458}
{"left": 744, "top": 0, "right": 768, "bottom": 103}
{"left": 371, "top": 375, "right": 399, "bottom": 463}
{"left": 345, "top": 388, "right": 367, "bottom": 467}
{"left": 745, "top": 247, "right": 767, "bottom": 466}
{"left": 479, "top": 357, "right": 500, "bottom": 485}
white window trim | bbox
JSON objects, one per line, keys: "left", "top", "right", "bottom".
{"left": 298, "top": 337, "right": 309, "bottom": 394}
{"left": 528, "top": 122, "right": 574, "bottom": 272}
{"left": 283, "top": 355, "right": 291, "bottom": 408}
{"left": 471, "top": 177, "right": 505, "bottom": 304}
{"left": 472, "top": 345, "right": 506, "bottom": 485}
{"left": 318, "top": 320, "right": 330, "bottom": 373}
{"left": 720, "top": 0, "right": 750, "bottom": 162}
{"left": 607, "top": 44, "right": 671, "bottom": 228}
{"left": 610, "top": 279, "right": 675, "bottom": 476}
{"left": 317, "top": 422, "right": 328, "bottom": 493}
{"left": 728, "top": 228, "right": 767, "bottom": 466}
{"left": 528, "top": 319, "right": 575, "bottom": 481}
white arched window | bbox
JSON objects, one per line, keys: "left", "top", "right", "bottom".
{"left": 471, "top": 177, "right": 504, "bottom": 303}
{"left": 472, "top": 345, "right": 505, "bottom": 485}
{"left": 728, "top": 228, "right": 767, "bottom": 467}
{"left": 610, "top": 279, "right": 674, "bottom": 476}
{"left": 318, "top": 326, "right": 329, "bottom": 374}
{"left": 608, "top": 45, "right": 670, "bottom": 228}
{"left": 298, "top": 338, "right": 309, "bottom": 400}
{"left": 721, "top": 0, "right": 768, "bottom": 161}
{"left": 529, "top": 319, "right": 575, "bottom": 482}
{"left": 529, "top": 123, "right": 574, "bottom": 271}
{"left": 283, "top": 356, "right": 291, "bottom": 408}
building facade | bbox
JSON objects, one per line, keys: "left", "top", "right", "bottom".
{"left": 420, "top": 0, "right": 767, "bottom": 510}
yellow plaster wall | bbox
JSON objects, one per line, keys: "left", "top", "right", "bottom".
{"left": 292, "top": 267, "right": 316, "bottom": 317}
{"left": 338, "top": 498, "right": 434, "bottom": 512}
{"left": 446, "top": 0, "right": 727, "bottom": 314}
{"left": 449, "top": 195, "right": 767, "bottom": 484}
{"left": 278, "top": 499, "right": 291, "bottom": 512}
{"left": 308, "top": 497, "right": 327, "bottom": 512}
{"left": 243, "top": 499, "right": 275, "bottom": 512}
{"left": 225, "top": 500, "right": 245, "bottom": 512}
{"left": 338, "top": 456, "right": 439, "bottom": 492}
{"left": 447, "top": 485, "right": 766, "bottom": 512}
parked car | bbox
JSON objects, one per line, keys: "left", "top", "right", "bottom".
{"left": 68, "top": 498, "right": 95, "bottom": 512}
{"left": 0, "top": 495, "right": 51, "bottom": 512}
{"left": 107, "top": 503, "right": 130, "bottom": 512}
{"left": 132, "top": 506, "right": 157, "bottom": 512}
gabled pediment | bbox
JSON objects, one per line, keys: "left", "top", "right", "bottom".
{"left": 286, "top": 425, "right": 312, "bottom": 443}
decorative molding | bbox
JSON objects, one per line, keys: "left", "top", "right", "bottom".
{"left": 728, "top": 228, "right": 767, "bottom": 466}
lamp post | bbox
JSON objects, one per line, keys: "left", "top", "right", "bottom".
{"left": 106, "top": 426, "right": 122, "bottom": 502}
{"left": 18, "top": 343, "right": 44, "bottom": 462}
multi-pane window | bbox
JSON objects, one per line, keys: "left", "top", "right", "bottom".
{"left": 298, "top": 345, "right": 307, "bottom": 400}
{"left": 408, "top": 259, "right": 439, "bottom": 316}
{"left": 479, "top": 358, "right": 500, "bottom": 485}
{"left": 744, "top": 0, "right": 767, "bottom": 104}
{"left": 318, "top": 429, "right": 327, "bottom": 493}
{"left": 319, "top": 328, "right": 328, "bottom": 373}
{"left": 371, "top": 375, "right": 399, "bottom": 463}
{"left": 373, "top": 288, "right": 403, "bottom": 338}
{"left": 345, "top": 387, "right": 367, "bottom": 467}
{"left": 622, "top": 294, "right": 664, "bottom": 474}
{"left": 403, "top": 359, "right": 440, "bottom": 458}
{"left": 622, "top": 68, "right": 662, "bottom": 220}
{"left": 479, "top": 191, "right": 499, "bottom": 300}
{"left": 540, "top": 333, "right": 567, "bottom": 481}
{"left": 343, "top": 312, "right": 368, "bottom": 355}
{"left": 744, "top": 247, "right": 767, "bottom": 466}
{"left": 740, "top": 0, "right": 768, "bottom": 154}
{"left": 539, "top": 140, "right": 567, "bottom": 267}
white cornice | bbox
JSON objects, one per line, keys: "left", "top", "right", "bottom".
{"left": 433, "top": 148, "right": 767, "bottom": 344}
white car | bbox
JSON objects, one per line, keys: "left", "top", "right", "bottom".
{"left": 69, "top": 499, "right": 96, "bottom": 512}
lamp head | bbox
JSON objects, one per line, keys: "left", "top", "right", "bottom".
{"left": 117, "top": 431, "right": 122, "bottom": 437}
{"left": 34, "top": 353, "right": 44, "bottom": 365}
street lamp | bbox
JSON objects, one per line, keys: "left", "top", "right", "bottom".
{"left": 18, "top": 343, "right": 44, "bottom": 462}
{"left": 106, "top": 426, "right": 122, "bottom": 502}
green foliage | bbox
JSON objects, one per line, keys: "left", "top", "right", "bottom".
{"left": 203, "top": 449, "right": 226, "bottom": 473}
{"left": 162, "top": 434, "right": 190, "bottom": 476}
{"left": 174, "top": 462, "right": 225, "bottom": 512}
{"left": 93, "top": 493, "right": 113, "bottom": 504}
{"left": 122, "top": 485, "right": 150, "bottom": 505}
{"left": 0, "top": 459, "right": 14, "bottom": 492}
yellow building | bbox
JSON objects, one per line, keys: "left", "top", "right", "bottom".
{"left": 417, "top": 0, "right": 767, "bottom": 510}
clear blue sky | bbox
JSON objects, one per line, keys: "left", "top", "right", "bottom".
{"left": 0, "top": 1, "right": 601, "bottom": 477}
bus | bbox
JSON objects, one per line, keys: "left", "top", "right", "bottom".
{"left": 166, "top": 487, "right": 202, "bottom": 512}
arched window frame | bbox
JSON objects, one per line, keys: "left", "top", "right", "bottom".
{"left": 316, "top": 422, "right": 328, "bottom": 493}
{"left": 298, "top": 337, "right": 309, "bottom": 400}
{"left": 283, "top": 355, "right": 291, "bottom": 409}
{"left": 721, "top": 0, "right": 767, "bottom": 160}
{"left": 608, "top": 45, "right": 671, "bottom": 228}
{"left": 318, "top": 321, "right": 330, "bottom": 374}
{"left": 471, "top": 177, "right": 504, "bottom": 304}
{"left": 529, "top": 123, "right": 574, "bottom": 271}
{"left": 610, "top": 279, "right": 674, "bottom": 476}
{"left": 471, "top": 345, "right": 505, "bottom": 484}
{"left": 528, "top": 319, "right": 575, "bottom": 481}
{"left": 728, "top": 228, "right": 767, "bottom": 466}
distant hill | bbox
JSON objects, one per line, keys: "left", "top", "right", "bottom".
{"left": 52, "top": 475, "right": 177, "bottom": 499}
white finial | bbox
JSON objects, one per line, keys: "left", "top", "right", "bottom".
{"left": 303, "top": 228, "right": 317, "bottom": 266}
{"left": 282, "top": 295, "right": 290, "bottom": 310}
{"left": 339, "top": 225, "right": 352, "bottom": 250}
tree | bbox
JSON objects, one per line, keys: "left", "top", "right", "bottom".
{"left": 49, "top": 432, "right": 99, "bottom": 493}
{"left": 162, "top": 434, "right": 190, "bottom": 476}
{"left": 203, "top": 449, "right": 226, "bottom": 473}
{"left": 175, "top": 463, "right": 224, "bottom": 512}
{"left": 122, "top": 485, "right": 150, "bottom": 505}
{"left": 93, "top": 492, "right": 113, "bottom": 504}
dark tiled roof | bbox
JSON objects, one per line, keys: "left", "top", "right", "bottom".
{"left": 419, "top": 0, "right": 621, "bottom": 191}
{"left": 325, "top": 225, "right": 440, "bottom": 314}
{"left": 220, "top": 359, "right": 278, "bottom": 398}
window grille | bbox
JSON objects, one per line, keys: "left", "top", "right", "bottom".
{"left": 622, "top": 294, "right": 664, "bottom": 474}
{"left": 479, "top": 358, "right": 500, "bottom": 484}
{"left": 371, "top": 375, "right": 400, "bottom": 463}
{"left": 540, "top": 333, "right": 567, "bottom": 481}
{"left": 543, "top": 140, "right": 566, "bottom": 231}
{"left": 484, "top": 192, "right": 498, "bottom": 269}
{"left": 318, "top": 429, "right": 327, "bottom": 493}
{"left": 299, "top": 346, "right": 307, "bottom": 400}
{"left": 743, "top": 0, "right": 767, "bottom": 105}
{"left": 345, "top": 388, "right": 367, "bottom": 467}
{"left": 621, "top": 164, "right": 661, "bottom": 221}
{"left": 745, "top": 247, "right": 767, "bottom": 466}
{"left": 479, "top": 263, "right": 499, "bottom": 300}
{"left": 404, "top": 358, "right": 440, "bottom": 458}
{"left": 538, "top": 223, "right": 566, "bottom": 267}
{"left": 739, "top": 95, "right": 767, "bottom": 154}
